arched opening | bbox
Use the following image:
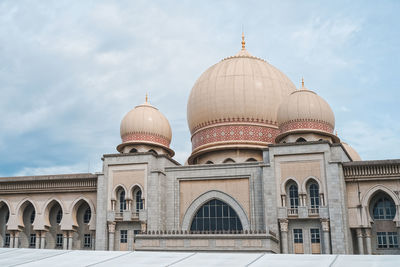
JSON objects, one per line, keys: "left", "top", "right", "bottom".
{"left": 307, "top": 182, "right": 320, "bottom": 214}
{"left": 246, "top": 158, "right": 257, "bottom": 162}
{"left": 205, "top": 161, "right": 214, "bottom": 164}
{"left": 19, "top": 201, "right": 36, "bottom": 248}
{"left": 116, "top": 187, "right": 127, "bottom": 213}
{"left": 286, "top": 182, "right": 299, "bottom": 215}
{"left": 45, "top": 201, "right": 63, "bottom": 249}
{"left": 223, "top": 158, "right": 235, "bottom": 164}
{"left": 369, "top": 192, "right": 398, "bottom": 251}
{"left": 190, "top": 199, "right": 243, "bottom": 232}
{"left": 132, "top": 187, "right": 143, "bottom": 214}
{"left": 72, "top": 200, "right": 92, "bottom": 250}
{"left": 296, "top": 137, "right": 307, "bottom": 143}
{"left": 148, "top": 149, "right": 158, "bottom": 155}
{"left": 0, "top": 202, "right": 10, "bottom": 247}
{"left": 129, "top": 148, "right": 138, "bottom": 153}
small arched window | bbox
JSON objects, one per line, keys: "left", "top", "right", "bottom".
{"left": 148, "top": 149, "right": 158, "bottom": 155}
{"left": 223, "top": 158, "right": 235, "bottom": 163}
{"left": 205, "top": 161, "right": 214, "bottom": 164}
{"left": 56, "top": 209, "right": 63, "bottom": 224}
{"left": 30, "top": 210, "right": 35, "bottom": 224}
{"left": 84, "top": 208, "right": 91, "bottom": 223}
{"left": 135, "top": 190, "right": 143, "bottom": 212}
{"left": 373, "top": 195, "right": 396, "bottom": 220}
{"left": 129, "top": 148, "right": 138, "bottom": 153}
{"left": 119, "top": 190, "right": 127, "bottom": 212}
{"left": 309, "top": 183, "right": 320, "bottom": 208}
{"left": 246, "top": 158, "right": 257, "bottom": 162}
{"left": 289, "top": 185, "right": 299, "bottom": 208}
{"left": 296, "top": 137, "right": 307, "bottom": 142}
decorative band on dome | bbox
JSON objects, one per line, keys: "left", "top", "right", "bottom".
{"left": 122, "top": 132, "right": 170, "bottom": 147}
{"left": 191, "top": 117, "right": 278, "bottom": 134}
{"left": 191, "top": 124, "right": 279, "bottom": 150}
{"left": 279, "top": 120, "right": 334, "bottom": 134}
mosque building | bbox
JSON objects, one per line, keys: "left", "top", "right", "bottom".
{"left": 0, "top": 34, "right": 399, "bottom": 255}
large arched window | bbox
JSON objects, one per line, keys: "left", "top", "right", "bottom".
{"left": 190, "top": 199, "right": 243, "bottom": 232}
{"left": 309, "top": 183, "right": 320, "bottom": 209}
{"left": 289, "top": 185, "right": 299, "bottom": 209}
{"left": 373, "top": 195, "right": 396, "bottom": 220}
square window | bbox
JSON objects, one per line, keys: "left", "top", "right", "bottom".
{"left": 30, "top": 234, "right": 36, "bottom": 248}
{"left": 120, "top": 230, "right": 128, "bottom": 243}
{"left": 293, "top": 229, "right": 303, "bottom": 243}
{"left": 84, "top": 234, "right": 91, "bottom": 248}
{"left": 56, "top": 234, "right": 63, "bottom": 247}
{"left": 310, "top": 229, "right": 320, "bottom": 243}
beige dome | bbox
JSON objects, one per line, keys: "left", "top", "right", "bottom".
{"left": 117, "top": 101, "right": 173, "bottom": 155}
{"left": 342, "top": 142, "right": 361, "bottom": 161}
{"left": 187, "top": 49, "right": 296, "bottom": 133}
{"left": 276, "top": 83, "right": 338, "bottom": 142}
{"left": 187, "top": 39, "right": 296, "bottom": 163}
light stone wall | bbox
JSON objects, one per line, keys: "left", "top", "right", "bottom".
{"left": 179, "top": 178, "right": 250, "bottom": 223}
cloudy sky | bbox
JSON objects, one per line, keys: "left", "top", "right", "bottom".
{"left": 0, "top": 0, "right": 399, "bottom": 176}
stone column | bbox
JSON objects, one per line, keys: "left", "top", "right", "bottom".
{"left": 14, "top": 231, "right": 19, "bottom": 248}
{"left": 126, "top": 199, "right": 132, "bottom": 211}
{"left": 321, "top": 219, "right": 331, "bottom": 254}
{"left": 91, "top": 230, "right": 96, "bottom": 250}
{"left": 40, "top": 231, "right": 46, "bottom": 249}
{"left": 62, "top": 231, "right": 68, "bottom": 250}
{"left": 279, "top": 219, "right": 289, "bottom": 254}
{"left": 111, "top": 200, "right": 116, "bottom": 211}
{"left": 365, "top": 228, "right": 372, "bottom": 254}
{"left": 108, "top": 222, "right": 116, "bottom": 251}
{"left": 68, "top": 231, "right": 73, "bottom": 250}
{"left": 35, "top": 231, "right": 41, "bottom": 249}
{"left": 9, "top": 232, "right": 14, "bottom": 248}
{"left": 356, "top": 228, "right": 364, "bottom": 254}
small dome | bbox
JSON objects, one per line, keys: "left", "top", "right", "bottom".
{"left": 117, "top": 100, "right": 173, "bottom": 156}
{"left": 342, "top": 142, "right": 361, "bottom": 161}
{"left": 276, "top": 82, "right": 338, "bottom": 143}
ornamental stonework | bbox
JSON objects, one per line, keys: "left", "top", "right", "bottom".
{"left": 191, "top": 124, "right": 279, "bottom": 150}
{"left": 279, "top": 120, "right": 333, "bottom": 134}
{"left": 122, "top": 132, "right": 170, "bottom": 147}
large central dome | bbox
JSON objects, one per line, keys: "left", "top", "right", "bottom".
{"left": 187, "top": 36, "right": 296, "bottom": 164}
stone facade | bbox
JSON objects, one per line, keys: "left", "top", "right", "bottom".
{"left": 0, "top": 142, "right": 398, "bottom": 254}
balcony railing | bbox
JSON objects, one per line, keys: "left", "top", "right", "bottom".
{"left": 308, "top": 208, "right": 319, "bottom": 216}
{"left": 288, "top": 208, "right": 298, "bottom": 216}
{"left": 131, "top": 212, "right": 139, "bottom": 219}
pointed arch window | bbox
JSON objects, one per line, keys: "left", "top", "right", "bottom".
{"left": 84, "top": 208, "right": 91, "bottom": 224}
{"left": 309, "top": 183, "right": 320, "bottom": 209}
{"left": 373, "top": 196, "right": 396, "bottom": 220}
{"left": 56, "top": 209, "right": 63, "bottom": 224}
{"left": 289, "top": 185, "right": 299, "bottom": 209}
{"left": 30, "top": 210, "right": 35, "bottom": 224}
{"left": 135, "top": 189, "right": 143, "bottom": 212}
{"left": 119, "top": 190, "right": 127, "bottom": 212}
{"left": 190, "top": 199, "right": 243, "bottom": 232}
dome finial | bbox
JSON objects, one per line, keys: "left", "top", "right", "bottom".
{"left": 301, "top": 77, "right": 304, "bottom": 88}
{"left": 241, "top": 31, "right": 246, "bottom": 50}
{"left": 145, "top": 92, "right": 149, "bottom": 103}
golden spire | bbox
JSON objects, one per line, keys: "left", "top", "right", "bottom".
{"left": 301, "top": 77, "right": 304, "bottom": 88}
{"left": 145, "top": 93, "right": 148, "bottom": 103}
{"left": 241, "top": 31, "right": 245, "bottom": 50}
